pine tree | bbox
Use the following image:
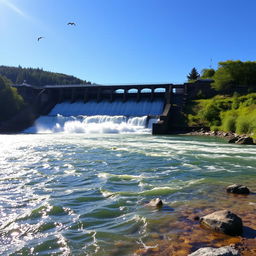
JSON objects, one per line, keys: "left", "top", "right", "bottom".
{"left": 187, "top": 67, "right": 200, "bottom": 81}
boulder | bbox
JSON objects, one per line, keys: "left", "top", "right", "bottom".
{"left": 228, "top": 136, "right": 240, "bottom": 143}
{"left": 147, "top": 198, "right": 163, "bottom": 208}
{"left": 188, "top": 246, "right": 240, "bottom": 256}
{"left": 200, "top": 210, "right": 243, "bottom": 236}
{"left": 235, "top": 137, "right": 254, "bottom": 145}
{"left": 226, "top": 184, "right": 250, "bottom": 194}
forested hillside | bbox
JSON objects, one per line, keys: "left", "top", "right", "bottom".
{"left": 0, "top": 75, "right": 25, "bottom": 123}
{"left": 0, "top": 66, "right": 90, "bottom": 86}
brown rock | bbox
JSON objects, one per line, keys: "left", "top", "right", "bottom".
{"left": 200, "top": 210, "right": 243, "bottom": 236}
{"left": 147, "top": 198, "right": 163, "bottom": 208}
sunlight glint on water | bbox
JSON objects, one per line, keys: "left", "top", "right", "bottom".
{"left": 0, "top": 134, "right": 256, "bottom": 255}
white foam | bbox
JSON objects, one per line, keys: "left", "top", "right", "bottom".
{"left": 24, "top": 115, "right": 158, "bottom": 134}
{"left": 98, "top": 172, "right": 144, "bottom": 180}
{"left": 24, "top": 100, "right": 163, "bottom": 134}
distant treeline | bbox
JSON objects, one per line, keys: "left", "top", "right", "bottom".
{"left": 0, "top": 65, "right": 90, "bottom": 86}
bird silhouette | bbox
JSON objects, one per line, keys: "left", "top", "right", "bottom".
{"left": 67, "top": 22, "right": 76, "bottom": 26}
{"left": 37, "top": 36, "right": 44, "bottom": 41}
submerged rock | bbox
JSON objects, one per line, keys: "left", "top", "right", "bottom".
{"left": 200, "top": 210, "right": 243, "bottom": 236}
{"left": 188, "top": 246, "right": 240, "bottom": 256}
{"left": 226, "top": 184, "right": 250, "bottom": 194}
{"left": 147, "top": 198, "right": 163, "bottom": 208}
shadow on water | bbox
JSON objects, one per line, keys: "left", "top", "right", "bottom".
{"left": 161, "top": 205, "right": 174, "bottom": 212}
{"left": 243, "top": 226, "right": 256, "bottom": 239}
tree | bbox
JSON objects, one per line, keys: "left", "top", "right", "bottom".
{"left": 0, "top": 76, "right": 25, "bottom": 122}
{"left": 187, "top": 68, "right": 200, "bottom": 81}
{"left": 212, "top": 60, "right": 256, "bottom": 93}
{"left": 201, "top": 68, "right": 215, "bottom": 79}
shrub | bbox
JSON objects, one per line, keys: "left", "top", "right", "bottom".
{"left": 200, "top": 102, "right": 221, "bottom": 126}
{"left": 185, "top": 93, "right": 256, "bottom": 136}
{"left": 221, "top": 112, "right": 237, "bottom": 132}
{"left": 236, "top": 116, "right": 251, "bottom": 134}
{"left": 210, "top": 125, "right": 219, "bottom": 131}
{"left": 235, "top": 107, "right": 256, "bottom": 134}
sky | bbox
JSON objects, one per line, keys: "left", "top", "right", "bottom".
{"left": 0, "top": 0, "right": 256, "bottom": 84}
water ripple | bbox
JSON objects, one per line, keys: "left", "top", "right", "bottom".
{"left": 0, "top": 134, "right": 256, "bottom": 255}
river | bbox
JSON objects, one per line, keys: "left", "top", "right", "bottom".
{"left": 1, "top": 133, "right": 256, "bottom": 255}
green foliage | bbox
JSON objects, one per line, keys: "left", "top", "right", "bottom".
{"left": 187, "top": 67, "right": 200, "bottom": 81}
{"left": 236, "top": 116, "right": 250, "bottom": 134}
{"left": 221, "top": 110, "right": 237, "bottom": 132}
{"left": 0, "top": 65, "right": 90, "bottom": 86}
{"left": 212, "top": 60, "right": 256, "bottom": 93}
{"left": 201, "top": 68, "right": 215, "bottom": 79}
{"left": 212, "top": 66, "right": 234, "bottom": 91}
{"left": 0, "top": 76, "right": 25, "bottom": 122}
{"left": 210, "top": 126, "right": 219, "bottom": 132}
{"left": 186, "top": 93, "right": 256, "bottom": 136}
{"left": 232, "top": 95, "right": 240, "bottom": 109}
{"left": 199, "top": 101, "right": 221, "bottom": 126}
{"left": 236, "top": 107, "right": 256, "bottom": 134}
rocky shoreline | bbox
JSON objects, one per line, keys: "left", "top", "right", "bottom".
{"left": 134, "top": 183, "right": 255, "bottom": 256}
{"left": 184, "top": 128, "right": 255, "bottom": 145}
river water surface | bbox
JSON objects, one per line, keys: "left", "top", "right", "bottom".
{"left": 1, "top": 134, "right": 256, "bottom": 255}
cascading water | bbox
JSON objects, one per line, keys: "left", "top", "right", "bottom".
{"left": 24, "top": 100, "right": 164, "bottom": 134}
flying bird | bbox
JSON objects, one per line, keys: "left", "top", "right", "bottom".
{"left": 67, "top": 22, "right": 76, "bottom": 26}
{"left": 37, "top": 36, "right": 44, "bottom": 41}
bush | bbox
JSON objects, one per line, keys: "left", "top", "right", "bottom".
{"left": 221, "top": 112, "right": 237, "bottom": 132}
{"left": 232, "top": 97, "right": 240, "bottom": 109}
{"left": 200, "top": 102, "right": 221, "bottom": 126}
{"left": 185, "top": 93, "right": 256, "bottom": 136}
{"left": 210, "top": 125, "right": 219, "bottom": 131}
{"left": 236, "top": 116, "right": 251, "bottom": 134}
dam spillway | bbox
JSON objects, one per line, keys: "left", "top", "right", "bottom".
{"left": 11, "top": 82, "right": 198, "bottom": 134}
{"left": 50, "top": 100, "right": 164, "bottom": 116}
{"left": 24, "top": 100, "right": 164, "bottom": 134}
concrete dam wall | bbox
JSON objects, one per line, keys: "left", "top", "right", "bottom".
{"left": 12, "top": 82, "right": 191, "bottom": 134}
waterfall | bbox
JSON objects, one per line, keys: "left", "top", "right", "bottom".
{"left": 24, "top": 100, "right": 164, "bottom": 134}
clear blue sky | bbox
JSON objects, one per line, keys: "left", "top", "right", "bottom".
{"left": 0, "top": 0, "right": 255, "bottom": 84}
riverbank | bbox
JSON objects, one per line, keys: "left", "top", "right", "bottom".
{"left": 182, "top": 128, "right": 256, "bottom": 145}
{"left": 185, "top": 93, "right": 256, "bottom": 142}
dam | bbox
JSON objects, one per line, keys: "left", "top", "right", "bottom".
{"left": 11, "top": 81, "right": 213, "bottom": 134}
